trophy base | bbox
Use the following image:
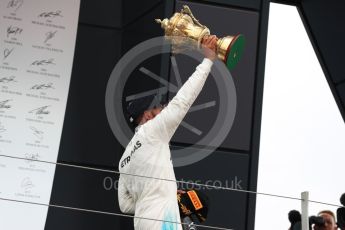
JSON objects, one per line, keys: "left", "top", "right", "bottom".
{"left": 225, "top": 34, "right": 245, "bottom": 70}
{"left": 217, "top": 34, "right": 245, "bottom": 70}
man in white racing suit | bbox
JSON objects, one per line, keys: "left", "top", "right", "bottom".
{"left": 118, "top": 35, "right": 217, "bottom": 230}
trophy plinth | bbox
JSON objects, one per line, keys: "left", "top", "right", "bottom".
{"left": 156, "top": 5, "right": 245, "bottom": 70}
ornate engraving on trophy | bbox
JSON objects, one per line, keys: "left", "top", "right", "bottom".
{"left": 156, "top": 5, "right": 245, "bottom": 70}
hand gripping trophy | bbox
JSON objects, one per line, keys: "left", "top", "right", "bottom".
{"left": 156, "top": 5, "right": 245, "bottom": 70}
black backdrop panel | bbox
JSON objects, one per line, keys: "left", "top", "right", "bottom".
{"left": 121, "top": 1, "right": 166, "bottom": 53}
{"left": 337, "top": 82, "right": 345, "bottom": 109}
{"left": 79, "top": 0, "right": 120, "bottom": 27}
{"left": 183, "top": 0, "right": 260, "bottom": 10}
{"left": 79, "top": 0, "right": 162, "bottom": 28}
{"left": 300, "top": 0, "right": 345, "bottom": 84}
{"left": 57, "top": 24, "right": 123, "bottom": 167}
{"left": 45, "top": 165, "right": 128, "bottom": 229}
{"left": 170, "top": 1, "right": 259, "bottom": 151}
{"left": 45, "top": 208, "right": 122, "bottom": 230}
{"left": 48, "top": 165, "right": 120, "bottom": 217}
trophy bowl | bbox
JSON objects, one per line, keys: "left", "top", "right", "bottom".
{"left": 156, "top": 5, "right": 245, "bottom": 70}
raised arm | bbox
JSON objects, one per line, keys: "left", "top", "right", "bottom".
{"left": 143, "top": 35, "right": 217, "bottom": 142}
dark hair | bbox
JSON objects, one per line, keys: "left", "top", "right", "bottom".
{"left": 126, "top": 95, "right": 155, "bottom": 127}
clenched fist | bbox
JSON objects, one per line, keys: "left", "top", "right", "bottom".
{"left": 201, "top": 35, "right": 218, "bottom": 61}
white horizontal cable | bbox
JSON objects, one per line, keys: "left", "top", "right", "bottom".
{"left": 0, "top": 154, "right": 342, "bottom": 208}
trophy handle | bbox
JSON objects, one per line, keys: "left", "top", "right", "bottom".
{"left": 181, "top": 5, "right": 206, "bottom": 29}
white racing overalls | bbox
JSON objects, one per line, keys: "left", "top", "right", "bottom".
{"left": 118, "top": 58, "right": 213, "bottom": 230}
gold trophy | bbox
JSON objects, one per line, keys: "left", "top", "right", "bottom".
{"left": 155, "top": 5, "right": 245, "bottom": 70}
